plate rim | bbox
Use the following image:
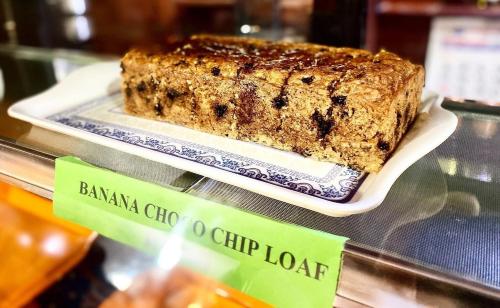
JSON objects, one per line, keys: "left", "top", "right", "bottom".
{"left": 8, "top": 62, "right": 458, "bottom": 217}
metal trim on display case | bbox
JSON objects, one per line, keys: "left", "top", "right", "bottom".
{"left": 0, "top": 138, "right": 55, "bottom": 198}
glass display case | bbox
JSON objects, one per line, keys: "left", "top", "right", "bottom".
{"left": 0, "top": 44, "right": 499, "bottom": 307}
{"left": 1, "top": 0, "right": 500, "bottom": 306}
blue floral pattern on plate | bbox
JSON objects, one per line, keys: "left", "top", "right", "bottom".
{"left": 49, "top": 95, "right": 366, "bottom": 203}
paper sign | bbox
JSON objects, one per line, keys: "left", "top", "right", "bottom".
{"left": 53, "top": 156, "right": 347, "bottom": 308}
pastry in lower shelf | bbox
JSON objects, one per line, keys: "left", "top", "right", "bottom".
{"left": 100, "top": 267, "right": 271, "bottom": 308}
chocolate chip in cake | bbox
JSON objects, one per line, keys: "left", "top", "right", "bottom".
{"left": 340, "top": 111, "right": 349, "bottom": 119}
{"left": 166, "top": 88, "right": 181, "bottom": 100}
{"left": 331, "top": 95, "right": 347, "bottom": 106}
{"left": 272, "top": 96, "right": 287, "bottom": 109}
{"left": 211, "top": 67, "right": 221, "bottom": 76}
{"left": 378, "top": 140, "right": 390, "bottom": 151}
{"left": 312, "top": 110, "right": 334, "bottom": 139}
{"left": 154, "top": 103, "right": 163, "bottom": 115}
{"left": 120, "top": 62, "right": 126, "bottom": 73}
{"left": 137, "top": 81, "right": 147, "bottom": 92}
{"left": 301, "top": 76, "right": 315, "bottom": 85}
{"left": 125, "top": 86, "right": 132, "bottom": 97}
{"left": 214, "top": 103, "right": 228, "bottom": 119}
{"left": 319, "top": 120, "right": 333, "bottom": 139}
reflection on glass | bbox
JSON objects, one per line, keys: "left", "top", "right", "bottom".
{"left": 445, "top": 191, "right": 480, "bottom": 217}
{"left": 438, "top": 157, "right": 458, "bottom": 176}
{"left": 42, "top": 233, "right": 66, "bottom": 256}
{"left": 107, "top": 272, "right": 133, "bottom": 291}
{"left": 477, "top": 167, "right": 492, "bottom": 183}
{"left": 463, "top": 163, "right": 493, "bottom": 183}
{"left": 63, "top": 16, "right": 92, "bottom": 42}
{"left": 472, "top": 119, "right": 498, "bottom": 140}
{"left": 17, "top": 232, "right": 33, "bottom": 247}
{"left": 240, "top": 24, "right": 261, "bottom": 34}
{"left": 62, "top": 0, "right": 87, "bottom": 15}
{"left": 157, "top": 234, "right": 183, "bottom": 271}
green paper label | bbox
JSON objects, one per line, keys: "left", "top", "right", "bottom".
{"left": 53, "top": 156, "right": 347, "bottom": 308}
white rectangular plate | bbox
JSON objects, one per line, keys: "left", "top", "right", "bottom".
{"left": 8, "top": 62, "right": 457, "bottom": 217}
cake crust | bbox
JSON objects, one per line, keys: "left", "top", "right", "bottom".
{"left": 121, "top": 35, "right": 424, "bottom": 172}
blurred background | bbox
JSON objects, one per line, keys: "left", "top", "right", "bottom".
{"left": 0, "top": 0, "right": 497, "bottom": 62}
{"left": 0, "top": 0, "right": 499, "bottom": 103}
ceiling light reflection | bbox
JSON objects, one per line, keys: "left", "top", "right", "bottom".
{"left": 42, "top": 234, "right": 66, "bottom": 256}
{"left": 107, "top": 272, "right": 133, "bottom": 291}
{"left": 63, "top": 0, "right": 87, "bottom": 15}
{"left": 157, "top": 234, "right": 183, "bottom": 271}
{"left": 18, "top": 233, "right": 33, "bottom": 247}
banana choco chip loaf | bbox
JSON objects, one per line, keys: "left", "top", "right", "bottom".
{"left": 121, "top": 35, "right": 424, "bottom": 172}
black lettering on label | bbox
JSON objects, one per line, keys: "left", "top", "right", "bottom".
{"left": 144, "top": 203, "right": 155, "bottom": 218}
{"left": 193, "top": 220, "right": 206, "bottom": 237}
{"left": 211, "top": 227, "right": 224, "bottom": 244}
{"left": 109, "top": 192, "right": 117, "bottom": 206}
{"left": 314, "top": 262, "right": 329, "bottom": 281}
{"left": 296, "top": 258, "right": 311, "bottom": 278}
{"left": 280, "top": 251, "right": 296, "bottom": 270}
{"left": 248, "top": 239, "right": 259, "bottom": 256}
{"left": 156, "top": 206, "right": 167, "bottom": 223}
{"left": 264, "top": 245, "right": 278, "bottom": 265}
{"left": 224, "top": 231, "right": 238, "bottom": 250}
{"left": 167, "top": 211, "right": 179, "bottom": 228}
{"left": 239, "top": 236, "right": 247, "bottom": 253}
{"left": 120, "top": 194, "right": 129, "bottom": 209}
{"left": 89, "top": 186, "right": 97, "bottom": 199}
{"left": 129, "top": 200, "right": 138, "bottom": 214}
{"left": 79, "top": 182, "right": 139, "bottom": 214}
{"left": 79, "top": 181, "right": 88, "bottom": 195}
{"left": 99, "top": 187, "right": 109, "bottom": 201}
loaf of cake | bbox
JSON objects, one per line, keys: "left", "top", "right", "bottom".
{"left": 120, "top": 35, "right": 424, "bottom": 172}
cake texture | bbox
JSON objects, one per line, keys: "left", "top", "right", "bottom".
{"left": 120, "top": 35, "right": 424, "bottom": 172}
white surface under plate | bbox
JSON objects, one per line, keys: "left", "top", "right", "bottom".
{"left": 8, "top": 62, "right": 458, "bottom": 217}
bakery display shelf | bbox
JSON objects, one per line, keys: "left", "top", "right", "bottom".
{"left": 1, "top": 46, "right": 500, "bottom": 306}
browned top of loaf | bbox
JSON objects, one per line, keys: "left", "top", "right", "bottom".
{"left": 158, "top": 35, "right": 372, "bottom": 70}
{"left": 125, "top": 35, "right": 422, "bottom": 108}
